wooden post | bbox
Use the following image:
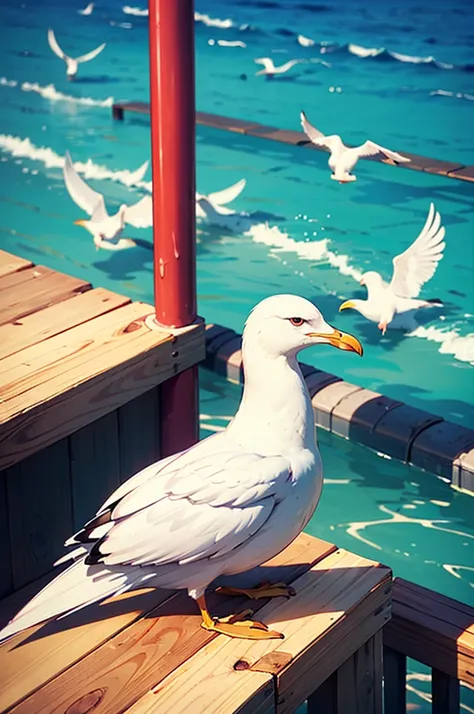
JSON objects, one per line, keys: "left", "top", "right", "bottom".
{"left": 383, "top": 646, "right": 406, "bottom": 714}
{"left": 147, "top": 0, "right": 199, "bottom": 455}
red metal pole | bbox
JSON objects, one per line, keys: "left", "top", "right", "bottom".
{"left": 148, "top": 0, "right": 199, "bottom": 456}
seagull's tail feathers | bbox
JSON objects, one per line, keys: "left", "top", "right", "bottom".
{"left": 0, "top": 556, "right": 144, "bottom": 643}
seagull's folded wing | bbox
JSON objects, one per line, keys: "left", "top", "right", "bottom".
{"left": 76, "top": 42, "right": 106, "bottom": 63}
{"left": 390, "top": 203, "right": 446, "bottom": 298}
{"left": 124, "top": 194, "right": 153, "bottom": 228}
{"left": 208, "top": 178, "right": 246, "bottom": 206}
{"left": 47, "top": 29, "right": 67, "bottom": 60}
{"left": 63, "top": 151, "right": 107, "bottom": 219}
{"left": 71, "top": 449, "right": 293, "bottom": 568}
{"left": 355, "top": 140, "right": 410, "bottom": 163}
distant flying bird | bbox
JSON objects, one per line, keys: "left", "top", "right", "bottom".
{"left": 195, "top": 178, "right": 246, "bottom": 218}
{"left": 254, "top": 57, "right": 304, "bottom": 76}
{"left": 78, "top": 2, "right": 94, "bottom": 15}
{"left": 0, "top": 294, "right": 362, "bottom": 644}
{"left": 47, "top": 28, "right": 105, "bottom": 80}
{"left": 63, "top": 151, "right": 152, "bottom": 250}
{"left": 339, "top": 203, "right": 445, "bottom": 334}
{"left": 300, "top": 110, "right": 410, "bottom": 182}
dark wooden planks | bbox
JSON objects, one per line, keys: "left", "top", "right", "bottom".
{"left": 382, "top": 645, "right": 406, "bottom": 714}
{"left": 118, "top": 386, "right": 161, "bottom": 484}
{"left": 69, "top": 412, "right": 121, "bottom": 530}
{"left": 0, "top": 472, "right": 13, "bottom": 598}
{"left": 5, "top": 439, "right": 72, "bottom": 590}
{"left": 0, "top": 250, "right": 33, "bottom": 278}
{"left": 0, "top": 265, "right": 91, "bottom": 326}
{"left": 0, "top": 287, "right": 131, "bottom": 360}
{"left": 432, "top": 669, "right": 460, "bottom": 714}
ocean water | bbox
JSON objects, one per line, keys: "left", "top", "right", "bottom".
{"left": 0, "top": 0, "right": 473, "bottom": 708}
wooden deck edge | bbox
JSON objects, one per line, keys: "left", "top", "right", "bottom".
{"left": 203, "top": 323, "right": 474, "bottom": 492}
{"left": 112, "top": 103, "right": 474, "bottom": 183}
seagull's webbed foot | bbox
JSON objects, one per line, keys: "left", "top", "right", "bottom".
{"left": 197, "top": 595, "right": 284, "bottom": 640}
{"left": 378, "top": 321, "right": 388, "bottom": 335}
{"left": 215, "top": 581, "right": 296, "bottom": 601}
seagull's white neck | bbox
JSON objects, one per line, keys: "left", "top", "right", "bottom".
{"left": 228, "top": 340, "right": 317, "bottom": 455}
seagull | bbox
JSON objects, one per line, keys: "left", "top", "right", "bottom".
{"left": 0, "top": 295, "right": 363, "bottom": 643}
{"left": 63, "top": 151, "right": 152, "bottom": 250}
{"left": 78, "top": 2, "right": 94, "bottom": 15}
{"left": 300, "top": 110, "right": 410, "bottom": 182}
{"left": 195, "top": 178, "right": 246, "bottom": 218}
{"left": 255, "top": 57, "right": 304, "bottom": 76}
{"left": 47, "top": 28, "right": 105, "bottom": 80}
{"left": 339, "top": 203, "right": 445, "bottom": 334}
{"left": 297, "top": 34, "right": 315, "bottom": 48}
{"left": 197, "top": 197, "right": 251, "bottom": 233}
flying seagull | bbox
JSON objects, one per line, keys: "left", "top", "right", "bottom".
{"left": 339, "top": 203, "right": 445, "bottom": 334}
{"left": 300, "top": 110, "right": 410, "bottom": 182}
{"left": 195, "top": 178, "right": 246, "bottom": 218}
{"left": 63, "top": 151, "right": 152, "bottom": 250}
{"left": 0, "top": 294, "right": 363, "bottom": 643}
{"left": 255, "top": 57, "right": 304, "bottom": 76}
{"left": 47, "top": 28, "right": 105, "bottom": 80}
{"left": 78, "top": 2, "right": 94, "bottom": 15}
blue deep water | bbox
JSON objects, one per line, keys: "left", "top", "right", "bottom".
{"left": 0, "top": 0, "right": 473, "bottom": 709}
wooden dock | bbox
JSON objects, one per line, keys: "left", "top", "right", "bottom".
{"left": 112, "top": 103, "right": 474, "bottom": 184}
{"left": 0, "top": 249, "right": 205, "bottom": 597}
{"left": 0, "top": 533, "right": 391, "bottom": 714}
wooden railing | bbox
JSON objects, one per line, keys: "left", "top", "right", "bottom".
{"left": 383, "top": 577, "right": 474, "bottom": 714}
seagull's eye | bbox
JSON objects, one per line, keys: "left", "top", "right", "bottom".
{"left": 289, "top": 317, "right": 305, "bottom": 327}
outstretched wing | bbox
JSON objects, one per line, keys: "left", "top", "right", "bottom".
{"left": 48, "top": 29, "right": 67, "bottom": 60}
{"left": 63, "top": 150, "right": 107, "bottom": 220}
{"left": 71, "top": 447, "right": 293, "bottom": 569}
{"left": 254, "top": 57, "right": 274, "bottom": 71}
{"left": 390, "top": 203, "right": 446, "bottom": 298}
{"left": 126, "top": 159, "right": 149, "bottom": 186}
{"left": 300, "top": 111, "right": 342, "bottom": 152}
{"left": 76, "top": 42, "right": 106, "bottom": 64}
{"left": 354, "top": 140, "right": 410, "bottom": 163}
{"left": 208, "top": 178, "right": 246, "bottom": 205}
{"left": 123, "top": 194, "right": 153, "bottom": 228}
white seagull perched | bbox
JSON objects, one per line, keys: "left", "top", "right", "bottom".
{"left": 255, "top": 57, "right": 304, "bottom": 76}
{"left": 78, "top": 2, "right": 94, "bottom": 15}
{"left": 195, "top": 178, "right": 246, "bottom": 219}
{"left": 339, "top": 203, "right": 445, "bottom": 334}
{"left": 300, "top": 110, "right": 410, "bottom": 182}
{"left": 64, "top": 151, "right": 152, "bottom": 250}
{"left": 47, "top": 28, "right": 105, "bottom": 80}
{"left": 0, "top": 295, "right": 363, "bottom": 643}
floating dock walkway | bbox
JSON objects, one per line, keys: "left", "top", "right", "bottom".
{"left": 112, "top": 103, "right": 474, "bottom": 184}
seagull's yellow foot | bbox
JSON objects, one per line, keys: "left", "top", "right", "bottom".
{"left": 378, "top": 321, "right": 388, "bottom": 335}
{"left": 197, "top": 595, "right": 284, "bottom": 640}
{"left": 215, "top": 581, "right": 296, "bottom": 601}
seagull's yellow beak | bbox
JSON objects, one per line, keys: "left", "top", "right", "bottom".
{"left": 74, "top": 219, "right": 86, "bottom": 227}
{"left": 306, "top": 327, "right": 363, "bottom": 356}
{"left": 339, "top": 300, "right": 356, "bottom": 312}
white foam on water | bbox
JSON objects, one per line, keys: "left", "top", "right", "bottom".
{"left": 348, "top": 43, "right": 384, "bottom": 58}
{"left": 0, "top": 134, "right": 147, "bottom": 188}
{"left": 208, "top": 39, "right": 246, "bottom": 48}
{"left": 431, "top": 88, "right": 474, "bottom": 101}
{"left": 194, "top": 12, "right": 233, "bottom": 28}
{"left": 246, "top": 222, "right": 363, "bottom": 281}
{"left": 409, "top": 324, "right": 474, "bottom": 365}
{"left": 1, "top": 76, "right": 114, "bottom": 107}
{"left": 297, "top": 34, "right": 315, "bottom": 47}
{"left": 122, "top": 5, "right": 147, "bottom": 15}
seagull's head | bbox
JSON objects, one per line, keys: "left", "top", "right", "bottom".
{"left": 244, "top": 294, "right": 363, "bottom": 358}
{"left": 359, "top": 271, "right": 383, "bottom": 291}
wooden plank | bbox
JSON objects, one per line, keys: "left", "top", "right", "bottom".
{"left": 432, "top": 669, "right": 460, "bottom": 714}
{"left": 0, "top": 471, "right": 13, "bottom": 599}
{"left": 382, "top": 645, "right": 406, "bottom": 714}
{"left": 336, "top": 632, "right": 383, "bottom": 714}
{"left": 0, "top": 250, "right": 33, "bottom": 278}
{"left": 307, "top": 672, "right": 336, "bottom": 714}
{"left": 0, "top": 311, "right": 205, "bottom": 471}
{"left": 118, "top": 387, "right": 161, "bottom": 485}
{"left": 5, "top": 439, "right": 72, "bottom": 590}
{"left": 69, "top": 411, "right": 121, "bottom": 530}
{"left": 125, "top": 637, "right": 275, "bottom": 714}
{"left": 0, "top": 287, "right": 131, "bottom": 360}
{"left": 8, "top": 535, "right": 335, "bottom": 714}
{"left": 0, "top": 265, "right": 91, "bottom": 326}
{"left": 385, "top": 578, "right": 474, "bottom": 685}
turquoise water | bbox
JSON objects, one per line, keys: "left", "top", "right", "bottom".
{"left": 0, "top": 0, "right": 473, "bottom": 709}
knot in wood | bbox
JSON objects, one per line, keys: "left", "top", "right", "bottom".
{"left": 234, "top": 659, "right": 250, "bottom": 671}
{"left": 65, "top": 688, "right": 107, "bottom": 713}
{"left": 123, "top": 320, "right": 142, "bottom": 334}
